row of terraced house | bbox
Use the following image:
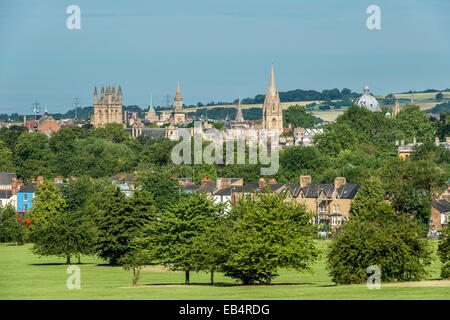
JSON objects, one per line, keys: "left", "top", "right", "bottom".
{"left": 2, "top": 171, "right": 449, "bottom": 233}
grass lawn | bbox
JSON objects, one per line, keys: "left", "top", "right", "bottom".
{"left": 0, "top": 241, "right": 448, "bottom": 300}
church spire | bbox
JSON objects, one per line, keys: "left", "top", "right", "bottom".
{"left": 149, "top": 94, "right": 153, "bottom": 110}
{"left": 236, "top": 97, "right": 244, "bottom": 122}
{"left": 269, "top": 64, "right": 276, "bottom": 96}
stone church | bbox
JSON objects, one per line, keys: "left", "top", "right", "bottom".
{"left": 172, "top": 81, "right": 185, "bottom": 124}
{"left": 262, "top": 65, "right": 283, "bottom": 134}
{"left": 92, "top": 85, "right": 123, "bottom": 127}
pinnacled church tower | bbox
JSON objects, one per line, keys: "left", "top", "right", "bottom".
{"left": 172, "top": 81, "right": 185, "bottom": 124}
{"left": 145, "top": 94, "right": 159, "bottom": 123}
{"left": 235, "top": 97, "right": 244, "bottom": 122}
{"left": 93, "top": 85, "right": 123, "bottom": 127}
{"left": 262, "top": 65, "right": 283, "bottom": 134}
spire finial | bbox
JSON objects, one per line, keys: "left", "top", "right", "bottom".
{"left": 269, "top": 64, "right": 276, "bottom": 96}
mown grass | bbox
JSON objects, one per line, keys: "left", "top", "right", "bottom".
{"left": 0, "top": 241, "right": 448, "bottom": 300}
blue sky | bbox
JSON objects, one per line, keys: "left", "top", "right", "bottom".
{"left": 0, "top": 0, "right": 449, "bottom": 114}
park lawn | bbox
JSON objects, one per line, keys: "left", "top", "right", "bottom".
{"left": 0, "top": 241, "right": 448, "bottom": 300}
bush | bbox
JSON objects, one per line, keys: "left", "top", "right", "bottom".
{"left": 438, "top": 225, "right": 450, "bottom": 279}
{"left": 327, "top": 203, "right": 432, "bottom": 284}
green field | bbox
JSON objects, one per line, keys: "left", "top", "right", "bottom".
{"left": 0, "top": 241, "right": 448, "bottom": 300}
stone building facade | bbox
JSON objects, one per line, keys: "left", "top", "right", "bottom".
{"left": 172, "top": 81, "right": 185, "bottom": 124}
{"left": 262, "top": 65, "right": 283, "bottom": 134}
{"left": 92, "top": 85, "right": 123, "bottom": 127}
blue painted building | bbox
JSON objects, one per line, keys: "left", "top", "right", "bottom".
{"left": 16, "top": 183, "right": 36, "bottom": 214}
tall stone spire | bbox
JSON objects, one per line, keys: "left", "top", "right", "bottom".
{"left": 173, "top": 81, "right": 183, "bottom": 111}
{"left": 236, "top": 97, "right": 244, "bottom": 122}
{"left": 269, "top": 64, "right": 276, "bottom": 96}
{"left": 149, "top": 94, "right": 153, "bottom": 110}
{"left": 172, "top": 81, "right": 185, "bottom": 123}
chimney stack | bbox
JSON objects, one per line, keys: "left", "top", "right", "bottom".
{"left": 268, "top": 178, "right": 277, "bottom": 185}
{"left": 413, "top": 137, "right": 416, "bottom": 144}
{"left": 300, "top": 175, "right": 312, "bottom": 188}
{"left": 435, "top": 136, "right": 440, "bottom": 146}
{"left": 37, "top": 176, "right": 43, "bottom": 186}
{"left": 334, "top": 177, "right": 346, "bottom": 190}
{"left": 11, "top": 178, "right": 18, "bottom": 196}
{"left": 258, "top": 178, "right": 267, "bottom": 188}
{"left": 446, "top": 137, "right": 450, "bottom": 144}
{"left": 401, "top": 140, "right": 404, "bottom": 147}
{"left": 395, "top": 140, "right": 399, "bottom": 146}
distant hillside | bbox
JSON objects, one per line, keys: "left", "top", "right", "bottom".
{"left": 426, "top": 101, "right": 450, "bottom": 114}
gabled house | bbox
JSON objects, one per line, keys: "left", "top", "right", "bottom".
{"left": 0, "top": 172, "right": 21, "bottom": 208}
{"left": 291, "top": 176, "right": 359, "bottom": 228}
{"left": 16, "top": 176, "right": 43, "bottom": 214}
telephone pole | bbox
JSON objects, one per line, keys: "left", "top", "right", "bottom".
{"left": 73, "top": 97, "right": 81, "bottom": 120}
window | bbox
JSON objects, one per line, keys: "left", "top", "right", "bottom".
{"left": 300, "top": 193, "right": 304, "bottom": 200}
{"left": 337, "top": 205, "right": 341, "bottom": 213}
{"left": 24, "top": 205, "right": 27, "bottom": 211}
{"left": 24, "top": 194, "right": 27, "bottom": 201}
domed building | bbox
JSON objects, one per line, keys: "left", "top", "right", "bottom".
{"left": 354, "top": 85, "right": 380, "bottom": 111}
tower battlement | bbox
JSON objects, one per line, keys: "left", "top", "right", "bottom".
{"left": 93, "top": 85, "right": 123, "bottom": 127}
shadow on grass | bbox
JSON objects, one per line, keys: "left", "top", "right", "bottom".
{"left": 133, "top": 282, "right": 314, "bottom": 288}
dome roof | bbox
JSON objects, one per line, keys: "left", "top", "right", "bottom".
{"left": 355, "top": 85, "right": 380, "bottom": 111}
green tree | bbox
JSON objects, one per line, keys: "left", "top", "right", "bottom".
{"left": 438, "top": 225, "right": 450, "bottom": 279}
{"left": 119, "top": 247, "right": 150, "bottom": 286}
{"left": 327, "top": 203, "right": 432, "bottom": 284}
{"left": 349, "top": 176, "right": 384, "bottom": 219}
{"left": 137, "top": 169, "right": 180, "bottom": 213}
{"left": 60, "top": 177, "right": 98, "bottom": 263}
{"left": 147, "top": 192, "right": 224, "bottom": 284}
{"left": 436, "top": 92, "right": 444, "bottom": 101}
{"left": 0, "top": 141, "right": 14, "bottom": 172}
{"left": 189, "top": 221, "right": 232, "bottom": 285}
{"left": 283, "top": 105, "right": 316, "bottom": 129}
{"left": 383, "top": 93, "right": 396, "bottom": 105}
{"left": 0, "top": 205, "right": 26, "bottom": 245}
{"left": 382, "top": 158, "right": 446, "bottom": 235}
{"left": 94, "top": 123, "right": 129, "bottom": 143}
{"left": 395, "top": 105, "right": 435, "bottom": 141}
{"left": 223, "top": 191, "right": 318, "bottom": 285}
{"left": 90, "top": 186, "right": 154, "bottom": 265}
{"left": 28, "top": 181, "right": 78, "bottom": 264}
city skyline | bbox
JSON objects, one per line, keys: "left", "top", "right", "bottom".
{"left": 1, "top": 0, "right": 449, "bottom": 114}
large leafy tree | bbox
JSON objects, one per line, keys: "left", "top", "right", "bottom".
{"left": 382, "top": 158, "right": 447, "bottom": 234}
{"left": 0, "top": 141, "right": 14, "bottom": 172}
{"left": 28, "top": 181, "right": 77, "bottom": 264}
{"left": 328, "top": 202, "right": 432, "bottom": 284}
{"left": 349, "top": 176, "right": 384, "bottom": 219}
{"left": 146, "top": 192, "right": 224, "bottom": 284}
{"left": 223, "top": 192, "right": 318, "bottom": 285}
{"left": 137, "top": 169, "right": 180, "bottom": 213}
{"left": 283, "top": 104, "right": 316, "bottom": 129}
{"left": 0, "top": 204, "right": 26, "bottom": 245}
{"left": 89, "top": 186, "right": 154, "bottom": 265}
{"left": 395, "top": 105, "right": 435, "bottom": 141}
{"left": 438, "top": 225, "right": 450, "bottom": 279}
{"left": 60, "top": 177, "right": 98, "bottom": 263}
